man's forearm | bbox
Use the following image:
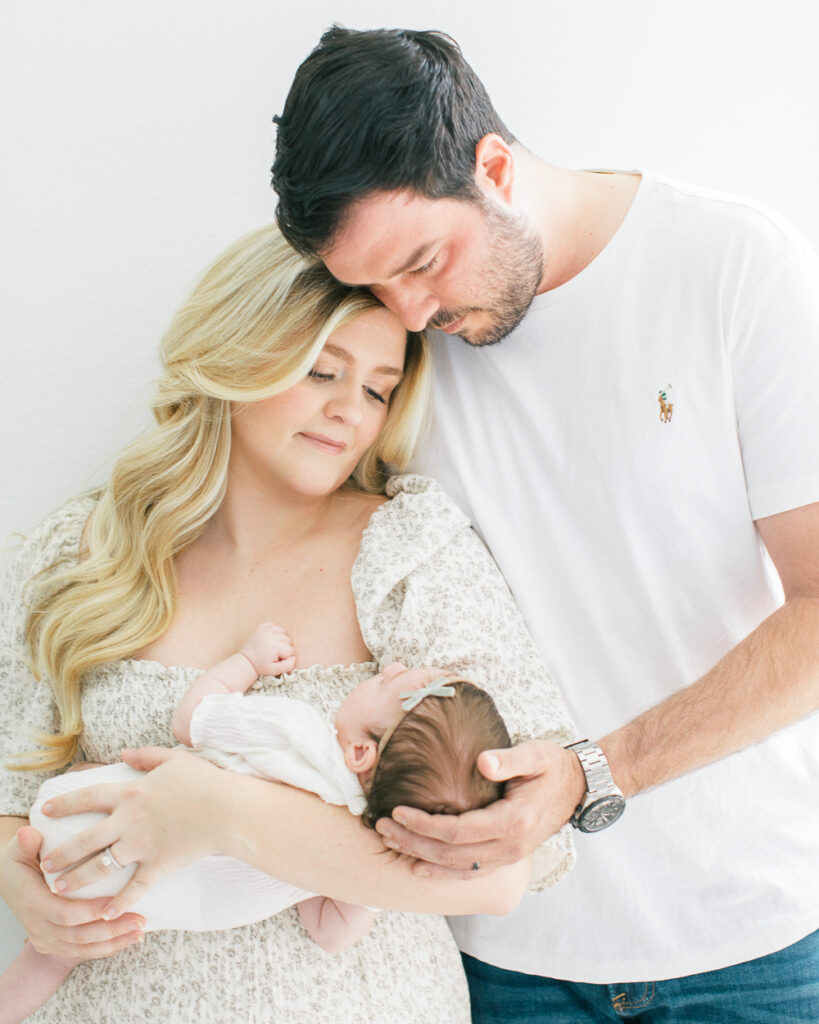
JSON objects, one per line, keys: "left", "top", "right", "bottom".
{"left": 600, "top": 596, "right": 819, "bottom": 798}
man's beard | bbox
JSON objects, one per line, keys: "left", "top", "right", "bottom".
{"left": 430, "top": 199, "right": 544, "bottom": 347}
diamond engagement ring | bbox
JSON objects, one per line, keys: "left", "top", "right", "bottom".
{"left": 100, "top": 846, "right": 124, "bottom": 871}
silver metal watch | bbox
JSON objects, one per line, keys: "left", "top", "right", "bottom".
{"left": 565, "top": 740, "right": 625, "bottom": 833}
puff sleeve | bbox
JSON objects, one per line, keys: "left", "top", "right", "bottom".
{"left": 0, "top": 499, "right": 94, "bottom": 815}
{"left": 353, "top": 475, "right": 577, "bottom": 889}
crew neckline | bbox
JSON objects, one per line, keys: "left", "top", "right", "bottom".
{"left": 527, "top": 168, "right": 653, "bottom": 311}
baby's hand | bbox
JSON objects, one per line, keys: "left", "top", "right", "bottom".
{"left": 242, "top": 622, "right": 296, "bottom": 677}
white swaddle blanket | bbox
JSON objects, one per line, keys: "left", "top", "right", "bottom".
{"left": 30, "top": 693, "right": 366, "bottom": 931}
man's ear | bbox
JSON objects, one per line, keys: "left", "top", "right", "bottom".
{"left": 343, "top": 739, "right": 378, "bottom": 777}
{"left": 474, "top": 133, "right": 515, "bottom": 202}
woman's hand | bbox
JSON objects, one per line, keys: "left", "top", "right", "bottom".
{"left": 0, "top": 824, "right": 145, "bottom": 958}
{"left": 38, "top": 747, "right": 230, "bottom": 920}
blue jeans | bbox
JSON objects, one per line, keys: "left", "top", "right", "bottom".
{"left": 462, "top": 929, "right": 819, "bottom": 1023}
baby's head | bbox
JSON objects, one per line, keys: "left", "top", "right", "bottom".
{"left": 334, "top": 664, "right": 512, "bottom": 828}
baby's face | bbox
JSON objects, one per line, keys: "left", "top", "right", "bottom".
{"left": 334, "top": 663, "right": 440, "bottom": 748}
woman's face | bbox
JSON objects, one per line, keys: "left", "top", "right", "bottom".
{"left": 230, "top": 307, "right": 407, "bottom": 499}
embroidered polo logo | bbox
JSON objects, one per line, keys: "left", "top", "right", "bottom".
{"left": 658, "top": 384, "right": 674, "bottom": 423}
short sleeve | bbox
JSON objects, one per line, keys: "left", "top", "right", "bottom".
{"left": 729, "top": 222, "right": 819, "bottom": 519}
{"left": 0, "top": 499, "right": 94, "bottom": 815}
{"left": 353, "top": 476, "right": 577, "bottom": 890}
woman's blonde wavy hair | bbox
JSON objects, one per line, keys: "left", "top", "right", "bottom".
{"left": 16, "top": 224, "right": 430, "bottom": 772}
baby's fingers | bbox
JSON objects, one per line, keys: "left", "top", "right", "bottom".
{"left": 271, "top": 654, "right": 296, "bottom": 676}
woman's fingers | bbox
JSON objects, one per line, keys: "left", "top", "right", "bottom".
{"left": 48, "top": 842, "right": 133, "bottom": 894}
{"left": 47, "top": 926, "right": 145, "bottom": 961}
{"left": 100, "top": 869, "right": 157, "bottom": 921}
{"left": 40, "top": 781, "right": 120, "bottom": 818}
{"left": 120, "top": 746, "right": 176, "bottom": 772}
{"left": 40, "top": 820, "right": 120, "bottom": 875}
{"left": 15, "top": 824, "right": 43, "bottom": 860}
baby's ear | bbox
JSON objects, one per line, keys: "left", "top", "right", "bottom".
{"left": 343, "top": 740, "right": 378, "bottom": 777}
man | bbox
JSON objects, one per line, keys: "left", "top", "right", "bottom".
{"left": 271, "top": 27, "right": 819, "bottom": 1021}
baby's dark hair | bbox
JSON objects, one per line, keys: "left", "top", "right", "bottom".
{"left": 361, "top": 681, "right": 511, "bottom": 829}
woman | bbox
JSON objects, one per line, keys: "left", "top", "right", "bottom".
{"left": 0, "top": 225, "right": 575, "bottom": 1023}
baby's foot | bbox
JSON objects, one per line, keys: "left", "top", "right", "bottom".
{"left": 242, "top": 622, "right": 296, "bottom": 677}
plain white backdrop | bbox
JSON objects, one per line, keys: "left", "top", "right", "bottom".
{"left": 2, "top": 0, "right": 818, "bottom": 972}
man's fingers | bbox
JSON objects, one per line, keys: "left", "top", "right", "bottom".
{"left": 409, "top": 859, "right": 499, "bottom": 881}
{"left": 477, "top": 739, "right": 554, "bottom": 782}
{"left": 376, "top": 817, "right": 500, "bottom": 869}
{"left": 385, "top": 799, "right": 511, "bottom": 845}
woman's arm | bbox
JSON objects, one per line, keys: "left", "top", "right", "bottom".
{"left": 35, "top": 749, "right": 531, "bottom": 921}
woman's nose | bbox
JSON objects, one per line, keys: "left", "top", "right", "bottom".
{"left": 324, "top": 385, "right": 364, "bottom": 424}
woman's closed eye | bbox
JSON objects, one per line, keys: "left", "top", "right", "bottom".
{"left": 309, "top": 369, "right": 388, "bottom": 405}
{"left": 365, "top": 387, "right": 387, "bottom": 405}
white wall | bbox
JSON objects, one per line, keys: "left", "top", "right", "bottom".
{"left": 2, "top": 0, "right": 818, "bottom": 969}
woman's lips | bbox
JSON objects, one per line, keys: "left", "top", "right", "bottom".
{"left": 299, "top": 432, "right": 347, "bottom": 454}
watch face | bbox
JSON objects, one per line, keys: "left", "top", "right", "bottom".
{"left": 578, "top": 795, "right": 626, "bottom": 833}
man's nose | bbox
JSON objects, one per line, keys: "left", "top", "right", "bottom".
{"left": 373, "top": 282, "right": 438, "bottom": 332}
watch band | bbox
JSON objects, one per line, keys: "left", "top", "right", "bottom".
{"left": 566, "top": 740, "right": 618, "bottom": 797}
{"left": 565, "top": 739, "right": 625, "bottom": 831}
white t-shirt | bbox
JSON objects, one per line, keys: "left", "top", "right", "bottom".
{"left": 413, "top": 171, "right": 819, "bottom": 983}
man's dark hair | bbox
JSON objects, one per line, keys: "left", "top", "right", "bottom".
{"left": 271, "top": 26, "right": 515, "bottom": 257}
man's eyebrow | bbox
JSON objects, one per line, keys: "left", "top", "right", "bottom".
{"left": 330, "top": 244, "right": 435, "bottom": 289}
{"left": 322, "top": 344, "right": 403, "bottom": 377}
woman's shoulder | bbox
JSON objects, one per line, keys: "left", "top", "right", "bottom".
{"left": 4, "top": 495, "right": 98, "bottom": 589}
{"left": 1, "top": 494, "right": 98, "bottom": 647}
{"left": 352, "top": 475, "right": 473, "bottom": 605}
{"left": 383, "top": 473, "right": 470, "bottom": 526}
{"left": 376, "top": 473, "right": 470, "bottom": 552}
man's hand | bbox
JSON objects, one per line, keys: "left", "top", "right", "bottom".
{"left": 375, "top": 739, "right": 586, "bottom": 878}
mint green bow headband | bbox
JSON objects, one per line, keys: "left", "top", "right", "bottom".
{"left": 399, "top": 680, "right": 456, "bottom": 711}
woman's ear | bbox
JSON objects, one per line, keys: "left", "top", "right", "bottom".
{"left": 343, "top": 739, "right": 378, "bottom": 777}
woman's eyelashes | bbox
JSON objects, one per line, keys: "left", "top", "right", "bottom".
{"left": 365, "top": 387, "right": 387, "bottom": 405}
{"left": 308, "top": 368, "right": 388, "bottom": 405}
